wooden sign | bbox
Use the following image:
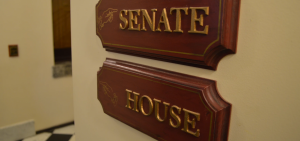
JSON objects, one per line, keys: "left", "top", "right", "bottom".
{"left": 96, "top": 0, "right": 240, "bottom": 70}
{"left": 98, "top": 58, "right": 231, "bottom": 141}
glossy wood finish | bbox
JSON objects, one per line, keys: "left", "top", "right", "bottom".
{"left": 97, "top": 58, "right": 231, "bottom": 141}
{"left": 96, "top": 0, "right": 240, "bottom": 70}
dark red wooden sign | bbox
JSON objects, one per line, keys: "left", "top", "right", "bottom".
{"left": 98, "top": 58, "right": 231, "bottom": 141}
{"left": 96, "top": 0, "right": 240, "bottom": 70}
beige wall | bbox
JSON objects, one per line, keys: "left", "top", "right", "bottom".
{"left": 0, "top": 1, "right": 74, "bottom": 130}
{"left": 71, "top": 0, "right": 300, "bottom": 140}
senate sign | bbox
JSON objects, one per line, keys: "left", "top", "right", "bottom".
{"left": 96, "top": 0, "right": 241, "bottom": 70}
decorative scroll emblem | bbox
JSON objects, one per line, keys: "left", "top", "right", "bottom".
{"left": 99, "top": 81, "right": 118, "bottom": 106}
{"left": 97, "top": 8, "right": 118, "bottom": 30}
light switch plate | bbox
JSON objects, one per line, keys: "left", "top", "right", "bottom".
{"left": 8, "top": 45, "right": 19, "bottom": 57}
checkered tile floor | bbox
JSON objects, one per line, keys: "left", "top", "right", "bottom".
{"left": 18, "top": 124, "right": 75, "bottom": 141}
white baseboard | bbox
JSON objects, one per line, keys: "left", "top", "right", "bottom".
{"left": 0, "top": 120, "right": 35, "bottom": 141}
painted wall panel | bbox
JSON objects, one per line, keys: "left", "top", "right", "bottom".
{"left": 71, "top": 0, "right": 300, "bottom": 140}
{"left": 0, "top": 0, "right": 74, "bottom": 130}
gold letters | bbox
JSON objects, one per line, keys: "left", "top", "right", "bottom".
{"left": 128, "top": 9, "right": 141, "bottom": 31}
{"left": 125, "top": 89, "right": 139, "bottom": 112}
{"left": 125, "top": 89, "right": 201, "bottom": 137}
{"left": 188, "top": 7, "right": 209, "bottom": 34}
{"left": 170, "top": 7, "right": 188, "bottom": 33}
{"left": 182, "top": 108, "right": 201, "bottom": 137}
{"left": 154, "top": 99, "right": 170, "bottom": 122}
{"left": 141, "top": 9, "right": 157, "bottom": 31}
{"left": 119, "top": 7, "right": 210, "bottom": 34}
{"left": 169, "top": 105, "right": 182, "bottom": 128}
{"left": 156, "top": 8, "right": 172, "bottom": 32}
{"left": 119, "top": 10, "right": 128, "bottom": 29}
{"left": 139, "top": 95, "right": 154, "bottom": 116}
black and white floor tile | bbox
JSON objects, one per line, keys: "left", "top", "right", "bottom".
{"left": 19, "top": 124, "right": 75, "bottom": 141}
